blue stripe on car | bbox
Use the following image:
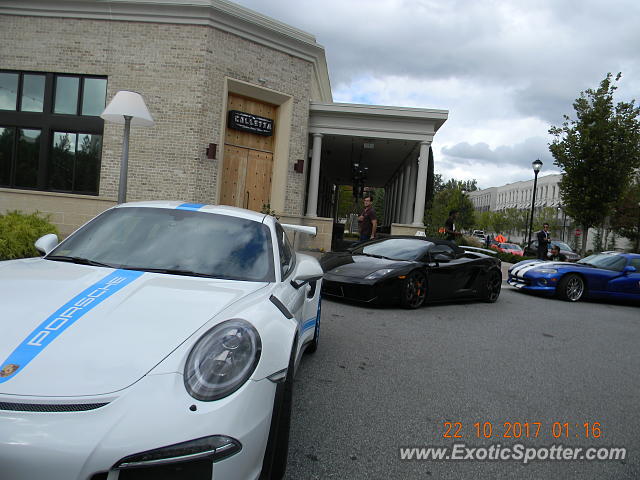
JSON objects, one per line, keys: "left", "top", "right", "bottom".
{"left": 0, "top": 270, "right": 143, "bottom": 384}
{"left": 176, "top": 203, "right": 205, "bottom": 210}
{"left": 302, "top": 318, "right": 316, "bottom": 332}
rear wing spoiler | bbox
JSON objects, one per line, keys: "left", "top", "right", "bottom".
{"left": 282, "top": 224, "right": 317, "bottom": 236}
{"left": 462, "top": 246, "right": 497, "bottom": 255}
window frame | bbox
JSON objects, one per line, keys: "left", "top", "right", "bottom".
{"left": 275, "top": 223, "right": 296, "bottom": 280}
{"left": 0, "top": 70, "right": 106, "bottom": 194}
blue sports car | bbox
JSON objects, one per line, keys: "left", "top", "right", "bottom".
{"left": 508, "top": 252, "right": 640, "bottom": 302}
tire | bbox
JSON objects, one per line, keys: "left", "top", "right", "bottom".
{"left": 557, "top": 273, "right": 585, "bottom": 302}
{"left": 305, "top": 298, "right": 321, "bottom": 354}
{"left": 260, "top": 344, "right": 295, "bottom": 479}
{"left": 484, "top": 269, "right": 502, "bottom": 303}
{"left": 400, "top": 270, "right": 427, "bottom": 309}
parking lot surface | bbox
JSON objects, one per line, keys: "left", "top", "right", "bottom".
{"left": 286, "top": 287, "right": 640, "bottom": 479}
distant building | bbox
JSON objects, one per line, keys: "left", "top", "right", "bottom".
{"left": 469, "top": 174, "right": 630, "bottom": 252}
{"left": 469, "top": 174, "right": 562, "bottom": 212}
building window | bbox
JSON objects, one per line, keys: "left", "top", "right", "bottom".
{"left": 0, "top": 70, "right": 106, "bottom": 195}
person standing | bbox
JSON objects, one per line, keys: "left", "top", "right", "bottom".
{"left": 536, "top": 222, "right": 551, "bottom": 259}
{"left": 444, "top": 210, "right": 461, "bottom": 242}
{"left": 358, "top": 195, "right": 377, "bottom": 242}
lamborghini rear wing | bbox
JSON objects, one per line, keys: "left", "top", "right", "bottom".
{"left": 282, "top": 224, "right": 317, "bottom": 236}
{"left": 462, "top": 246, "right": 498, "bottom": 255}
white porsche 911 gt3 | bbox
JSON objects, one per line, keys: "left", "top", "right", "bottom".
{"left": 0, "top": 201, "right": 323, "bottom": 480}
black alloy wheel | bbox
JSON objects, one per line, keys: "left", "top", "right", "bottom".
{"left": 400, "top": 270, "right": 427, "bottom": 309}
{"left": 484, "top": 269, "right": 502, "bottom": 303}
{"left": 557, "top": 273, "right": 585, "bottom": 302}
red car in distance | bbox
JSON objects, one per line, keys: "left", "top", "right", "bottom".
{"left": 491, "top": 242, "right": 524, "bottom": 256}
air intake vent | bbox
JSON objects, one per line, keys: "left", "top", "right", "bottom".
{"left": 0, "top": 402, "right": 109, "bottom": 412}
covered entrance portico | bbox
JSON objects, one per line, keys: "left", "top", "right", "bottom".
{"left": 305, "top": 102, "right": 448, "bottom": 244}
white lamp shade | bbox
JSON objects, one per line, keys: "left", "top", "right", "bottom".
{"left": 101, "top": 90, "right": 155, "bottom": 126}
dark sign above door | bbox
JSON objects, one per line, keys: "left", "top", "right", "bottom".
{"left": 228, "top": 110, "right": 274, "bottom": 136}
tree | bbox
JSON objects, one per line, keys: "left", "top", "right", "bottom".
{"left": 424, "top": 184, "right": 475, "bottom": 236}
{"left": 549, "top": 73, "right": 640, "bottom": 252}
{"left": 372, "top": 189, "right": 385, "bottom": 226}
{"left": 440, "top": 178, "right": 478, "bottom": 193}
{"left": 611, "top": 178, "right": 640, "bottom": 251}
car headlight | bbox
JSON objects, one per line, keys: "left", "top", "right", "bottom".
{"left": 535, "top": 268, "right": 557, "bottom": 274}
{"left": 365, "top": 268, "right": 396, "bottom": 280}
{"left": 184, "top": 319, "right": 261, "bottom": 401}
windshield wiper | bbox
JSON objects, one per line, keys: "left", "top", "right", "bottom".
{"left": 46, "top": 255, "right": 117, "bottom": 268}
{"left": 361, "top": 253, "right": 397, "bottom": 260}
{"left": 120, "top": 267, "right": 243, "bottom": 280}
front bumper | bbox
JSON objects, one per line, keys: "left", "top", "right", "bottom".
{"left": 0, "top": 373, "right": 276, "bottom": 480}
{"left": 507, "top": 275, "right": 556, "bottom": 295}
{"left": 321, "top": 274, "right": 400, "bottom": 304}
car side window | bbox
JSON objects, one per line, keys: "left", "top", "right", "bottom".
{"left": 275, "top": 224, "right": 295, "bottom": 279}
{"left": 430, "top": 244, "right": 455, "bottom": 260}
{"left": 628, "top": 258, "right": 640, "bottom": 270}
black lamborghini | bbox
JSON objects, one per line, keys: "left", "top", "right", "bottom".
{"left": 319, "top": 236, "right": 502, "bottom": 308}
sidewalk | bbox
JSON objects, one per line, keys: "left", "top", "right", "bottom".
{"left": 501, "top": 262, "right": 513, "bottom": 281}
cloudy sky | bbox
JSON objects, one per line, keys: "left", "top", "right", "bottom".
{"left": 233, "top": 0, "right": 640, "bottom": 189}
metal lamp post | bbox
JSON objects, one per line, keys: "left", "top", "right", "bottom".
{"left": 526, "top": 159, "right": 543, "bottom": 249}
{"left": 100, "top": 91, "right": 154, "bottom": 204}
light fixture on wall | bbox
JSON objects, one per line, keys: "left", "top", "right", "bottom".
{"left": 101, "top": 90, "right": 154, "bottom": 204}
{"left": 206, "top": 143, "right": 217, "bottom": 159}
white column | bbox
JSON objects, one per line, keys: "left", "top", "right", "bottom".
{"left": 400, "top": 162, "right": 412, "bottom": 224}
{"left": 306, "top": 133, "right": 323, "bottom": 217}
{"left": 405, "top": 158, "right": 418, "bottom": 224}
{"left": 384, "top": 184, "right": 390, "bottom": 224}
{"left": 390, "top": 177, "right": 398, "bottom": 224}
{"left": 387, "top": 179, "right": 394, "bottom": 224}
{"left": 412, "top": 141, "right": 431, "bottom": 225}
{"left": 394, "top": 170, "right": 404, "bottom": 224}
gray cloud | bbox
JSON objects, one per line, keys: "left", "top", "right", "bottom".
{"left": 233, "top": 0, "right": 639, "bottom": 184}
{"left": 441, "top": 137, "right": 557, "bottom": 170}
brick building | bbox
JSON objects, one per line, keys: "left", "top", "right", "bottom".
{"left": 0, "top": 0, "right": 448, "bottom": 250}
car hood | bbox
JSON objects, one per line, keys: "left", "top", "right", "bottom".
{"left": 322, "top": 253, "right": 412, "bottom": 278}
{"left": 0, "top": 258, "right": 266, "bottom": 397}
{"left": 510, "top": 260, "right": 592, "bottom": 275}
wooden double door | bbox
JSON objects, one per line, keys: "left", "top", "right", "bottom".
{"left": 220, "top": 94, "right": 276, "bottom": 212}
{"left": 220, "top": 145, "right": 273, "bottom": 211}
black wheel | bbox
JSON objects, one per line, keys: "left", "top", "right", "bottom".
{"left": 557, "top": 273, "right": 585, "bottom": 302}
{"left": 260, "top": 344, "right": 295, "bottom": 479}
{"left": 400, "top": 270, "right": 427, "bottom": 309}
{"left": 305, "top": 298, "right": 321, "bottom": 354}
{"left": 484, "top": 269, "right": 502, "bottom": 303}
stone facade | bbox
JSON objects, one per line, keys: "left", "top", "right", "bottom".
{"left": 0, "top": 13, "right": 313, "bottom": 218}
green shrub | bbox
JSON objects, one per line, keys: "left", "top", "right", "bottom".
{"left": 0, "top": 211, "right": 60, "bottom": 260}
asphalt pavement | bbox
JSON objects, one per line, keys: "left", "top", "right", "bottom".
{"left": 285, "top": 286, "right": 640, "bottom": 479}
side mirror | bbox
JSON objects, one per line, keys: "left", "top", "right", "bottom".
{"left": 433, "top": 253, "right": 452, "bottom": 262}
{"left": 35, "top": 233, "right": 59, "bottom": 255}
{"left": 292, "top": 254, "right": 324, "bottom": 284}
{"left": 623, "top": 265, "right": 637, "bottom": 275}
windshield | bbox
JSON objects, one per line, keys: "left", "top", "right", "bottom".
{"left": 48, "top": 207, "right": 275, "bottom": 281}
{"left": 358, "top": 238, "right": 434, "bottom": 261}
{"left": 501, "top": 243, "right": 521, "bottom": 250}
{"left": 551, "top": 241, "right": 572, "bottom": 251}
{"left": 577, "top": 253, "right": 627, "bottom": 272}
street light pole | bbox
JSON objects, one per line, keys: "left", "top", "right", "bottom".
{"left": 526, "top": 159, "right": 543, "bottom": 249}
